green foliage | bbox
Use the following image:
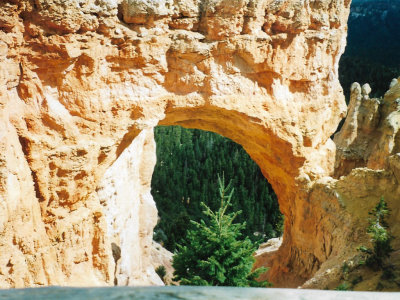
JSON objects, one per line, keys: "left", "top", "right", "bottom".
{"left": 172, "top": 176, "right": 270, "bottom": 287}
{"left": 155, "top": 265, "right": 167, "bottom": 284}
{"left": 338, "top": 0, "right": 400, "bottom": 114}
{"left": 335, "top": 282, "right": 351, "bottom": 291}
{"left": 275, "top": 215, "right": 284, "bottom": 237}
{"left": 341, "top": 261, "right": 350, "bottom": 281}
{"left": 152, "top": 126, "right": 281, "bottom": 251}
{"left": 358, "top": 197, "right": 393, "bottom": 269}
{"left": 336, "top": 261, "right": 364, "bottom": 290}
{"left": 381, "top": 265, "right": 395, "bottom": 281}
{"left": 351, "top": 276, "right": 363, "bottom": 286}
{"left": 153, "top": 228, "right": 167, "bottom": 245}
{"left": 341, "top": 261, "right": 350, "bottom": 275}
{"left": 336, "top": 261, "right": 353, "bottom": 290}
{"left": 339, "top": 56, "right": 400, "bottom": 101}
{"left": 345, "top": 0, "right": 400, "bottom": 69}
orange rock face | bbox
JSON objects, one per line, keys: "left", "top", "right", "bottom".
{"left": 3, "top": 0, "right": 388, "bottom": 288}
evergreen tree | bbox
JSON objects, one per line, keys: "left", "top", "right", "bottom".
{"left": 172, "top": 176, "right": 270, "bottom": 287}
{"left": 152, "top": 126, "right": 282, "bottom": 251}
{"left": 339, "top": 56, "right": 399, "bottom": 101}
{"left": 338, "top": 0, "right": 400, "bottom": 104}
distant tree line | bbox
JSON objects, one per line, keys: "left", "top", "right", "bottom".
{"left": 339, "top": 56, "right": 400, "bottom": 101}
{"left": 151, "top": 126, "right": 282, "bottom": 252}
{"left": 339, "top": 0, "right": 400, "bottom": 101}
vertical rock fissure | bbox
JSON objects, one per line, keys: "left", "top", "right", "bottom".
{"left": 111, "top": 242, "right": 121, "bottom": 286}
{"left": 17, "top": 135, "right": 44, "bottom": 203}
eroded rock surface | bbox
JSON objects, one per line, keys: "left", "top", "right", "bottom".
{"left": 334, "top": 79, "right": 400, "bottom": 176}
{"left": 5, "top": 0, "right": 395, "bottom": 289}
{"left": 97, "top": 128, "right": 161, "bottom": 286}
{"left": 300, "top": 78, "right": 400, "bottom": 289}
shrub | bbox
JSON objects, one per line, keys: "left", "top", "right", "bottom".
{"left": 335, "top": 282, "right": 351, "bottom": 291}
{"left": 358, "top": 197, "right": 393, "bottom": 269}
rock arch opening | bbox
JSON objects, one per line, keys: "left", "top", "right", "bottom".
{"left": 151, "top": 125, "right": 282, "bottom": 254}
{"left": 96, "top": 100, "right": 342, "bottom": 288}
{"left": 154, "top": 106, "right": 327, "bottom": 288}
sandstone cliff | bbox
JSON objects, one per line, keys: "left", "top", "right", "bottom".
{"left": 301, "top": 78, "right": 400, "bottom": 289}
{"left": 6, "top": 0, "right": 397, "bottom": 288}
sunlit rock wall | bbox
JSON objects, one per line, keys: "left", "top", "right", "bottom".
{"left": 97, "top": 129, "right": 162, "bottom": 286}
{"left": 0, "top": 0, "right": 378, "bottom": 288}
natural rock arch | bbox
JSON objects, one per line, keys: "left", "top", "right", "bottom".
{"left": 6, "top": 0, "right": 396, "bottom": 289}
{"left": 155, "top": 105, "right": 328, "bottom": 286}
{"left": 95, "top": 101, "right": 338, "bottom": 287}
{"left": 159, "top": 101, "right": 346, "bottom": 285}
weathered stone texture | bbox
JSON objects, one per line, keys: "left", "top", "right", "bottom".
{"left": 5, "top": 0, "right": 399, "bottom": 289}
{"left": 301, "top": 78, "right": 400, "bottom": 289}
{"left": 335, "top": 79, "right": 400, "bottom": 176}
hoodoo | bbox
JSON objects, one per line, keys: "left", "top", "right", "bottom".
{"left": 1, "top": 0, "right": 399, "bottom": 288}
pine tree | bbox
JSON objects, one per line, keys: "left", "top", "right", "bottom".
{"left": 172, "top": 176, "right": 270, "bottom": 287}
{"left": 152, "top": 126, "right": 281, "bottom": 252}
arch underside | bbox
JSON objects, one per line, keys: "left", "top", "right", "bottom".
{"left": 98, "top": 99, "right": 346, "bottom": 287}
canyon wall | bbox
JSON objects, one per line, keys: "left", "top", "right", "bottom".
{"left": 3, "top": 0, "right": 397, "bottom": 288}
{"left": 302, "top": 78, "right": 400, "bottom": 288}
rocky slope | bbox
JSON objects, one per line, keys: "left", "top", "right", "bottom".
{"left": 2, "top": 0, "right": 397, "bottom": 289}
{"left": 256, "top": 78, "right": 400, "bottom": 290}
{"left": 304, "top": 78, "right": 400, "bottom": 289}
